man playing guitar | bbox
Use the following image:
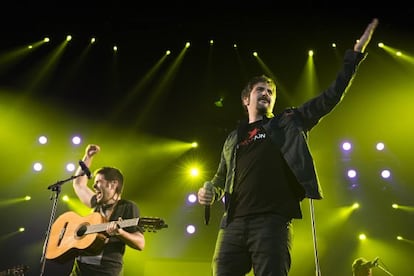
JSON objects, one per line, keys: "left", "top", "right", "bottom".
{"left": 70, "top": 144, "right": 145, "bottom": 275}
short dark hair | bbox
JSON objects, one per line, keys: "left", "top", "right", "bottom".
{"left": 94, "top": 166, "right": 124, "bottom": 194}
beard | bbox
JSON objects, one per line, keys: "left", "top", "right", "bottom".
{"left": 256, "top": 102, "right": 270, "bottom": 115}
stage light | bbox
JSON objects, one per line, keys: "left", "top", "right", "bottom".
{"left": 342, "top": 141, "right": 352, "bottom": 151}
{"left": 71, "top": 135, "right": 81, "bottom": 145}
{"left": 358, "top": 233, "right": 367, "bottom": 240}
{"left": 190, "top": 168, "right": 199, "bottom": 177}
{"left": 376, "top": 142, "right": 385, "bottom": 151}
{"left": 66, "top": 162, "right": 76, "bottom": 172}
{"left": 347, "top": 169, "right": 357, "bottom": 178}
{"left": 38, "top": 135, "right": 48, "bottom": 144}
{"left": 186, "top": 224, "right": 195, "bottom": 234}
{"left": 33, "top": 162, "right": 43, "bottom": 172}
{"left": 187, "top": 193, "right": 197, "bottom": 204}
{"left": 380, "top": 169, "right": 391, "bottom": 179}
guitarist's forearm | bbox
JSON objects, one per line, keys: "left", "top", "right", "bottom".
{"left": 73, "top": 169, "right": 94, "bottom": 207}
{"left": 73, "top": 145, "right": 99, "bottom": 207}
{"left": 117, "top": 229, "right": 146, "bottom": 251}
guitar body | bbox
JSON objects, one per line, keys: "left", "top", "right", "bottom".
{"left": 46, "top": 211, "right": 107, "bottom": 263}
{"left": 46, "top": 210, "right": 167, "bottom": 262}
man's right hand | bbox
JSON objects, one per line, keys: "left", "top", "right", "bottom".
{"left": 354, "top": 18, "right": 379, "bottom": 53}
{"left": 85, "top": 144, "right": 101, "bottom": 159}
{"left": 198, "top": 182, "right": 214, "bottom": 205}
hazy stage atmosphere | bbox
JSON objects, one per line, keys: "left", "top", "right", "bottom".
{"left": 0, "top": 4, "right": 413, "bottom": 276}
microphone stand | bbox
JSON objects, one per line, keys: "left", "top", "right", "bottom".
{"left": 377, "top": 264, "right": 394, "bottom": 276}
{"left": 39, "top": 172, "right": 87, "bottom": 276}
{"left": 309, "top": 199, "right": 321, "bottom": 276}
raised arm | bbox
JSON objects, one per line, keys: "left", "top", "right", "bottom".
{"left": 73, "top": 144, "right": 100, "bottom": 207}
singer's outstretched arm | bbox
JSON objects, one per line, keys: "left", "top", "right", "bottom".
{"left": 73, "top": 144, "right": 100, "bottom": 207}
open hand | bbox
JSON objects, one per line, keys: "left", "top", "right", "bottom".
{"left": 354, "top": 18, "right": 379, "bottom": 53}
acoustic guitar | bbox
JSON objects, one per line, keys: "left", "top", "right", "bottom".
{"left": 45, "top": 211, "right": 167, "bottom": 263}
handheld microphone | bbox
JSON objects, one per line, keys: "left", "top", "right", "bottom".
{"left": 79, "top": 160, "right": 92, "bottom": 179}
{"left": 203, "top": 181, "right": 213, "bottom": 225}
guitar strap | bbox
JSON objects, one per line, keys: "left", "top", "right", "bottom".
{"left": 98, "top": 200, "right": 119, "bottom": 220}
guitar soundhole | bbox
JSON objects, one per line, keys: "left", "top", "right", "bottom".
{"left": 76, "top": 225, "right": 87, "bottom": 237}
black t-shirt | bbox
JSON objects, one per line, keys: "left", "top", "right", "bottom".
{"left": 72, "top": 198, "right": 141, "bottom": 276}
{"left": 232, "top": 120, "right": 302, "bottom": 220}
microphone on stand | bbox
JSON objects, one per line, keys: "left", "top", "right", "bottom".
{"left": 370, "top": 257, "right": 380, "bottom": 267}
{"left": 79, "top": 160, "right": 92, "bottom": 179}
{"left": 203, "top": 181, "right": 213, "bottom": 225}
{"left": 372, "top": 257, "right": 395, "bottom": 276}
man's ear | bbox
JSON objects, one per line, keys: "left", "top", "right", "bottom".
{"left": 242, "top": 96, "right": 250, "bottom": 106}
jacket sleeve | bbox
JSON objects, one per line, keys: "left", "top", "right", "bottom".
{"left": 210, "top": 131, "right": 237, "bottom": 203}
{"left": 297, "top": 49, "right": 367, "bottom": 131}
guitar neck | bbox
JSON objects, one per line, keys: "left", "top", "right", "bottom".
{"left": 85, "top": 218, "right": 139, "bottom": 234}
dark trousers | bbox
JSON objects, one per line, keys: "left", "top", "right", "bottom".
{"left": 212, "top": 214, "right": 292, "bottom": 276}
